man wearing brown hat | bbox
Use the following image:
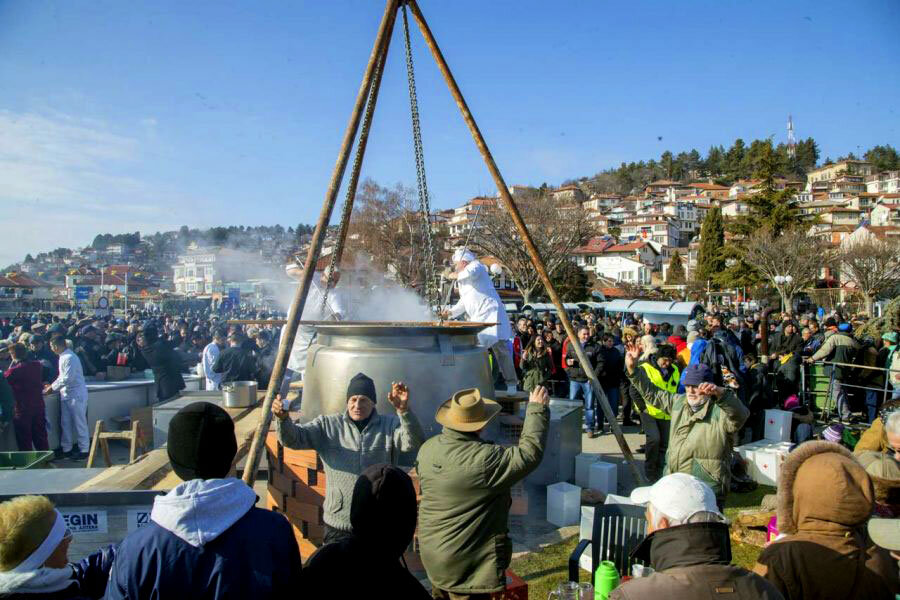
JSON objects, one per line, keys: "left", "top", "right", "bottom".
{"left": 416, "top": 385, "right": 550, "bottom": 599}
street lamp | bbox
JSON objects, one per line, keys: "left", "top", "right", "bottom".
{"left": 774, "top": 274, "right": 794, "bottom": 312}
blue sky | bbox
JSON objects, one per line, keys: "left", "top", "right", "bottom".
{"left": 1, "top": 0, "right": 898, "bottom": 266}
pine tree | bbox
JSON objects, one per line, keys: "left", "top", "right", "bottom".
{"left": 666, "top": 251, "right": 685, "bottom": 284}
{"left": 695, "top": 207, "right": 725, "bottom": 285}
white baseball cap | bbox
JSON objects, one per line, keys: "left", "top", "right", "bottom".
{"left": 630, "top": 473, "right": 723, "bottom": 522}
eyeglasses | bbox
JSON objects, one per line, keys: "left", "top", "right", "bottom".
{"left": 61, "top": 527, "right": 73, "bottom": 542}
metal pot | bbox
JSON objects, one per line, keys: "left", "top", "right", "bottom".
{"left": 222, "top": 381, "right": 258, "bottom": 408}
{"left": 301, "top": 321, "right": 494, "bottom": 439}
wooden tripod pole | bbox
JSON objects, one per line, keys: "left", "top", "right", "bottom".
{"left": 242, "top": 0, "right": 400, "bottom": 485}
{"left": 407, "top": 0, "right": 646, "bottom": 486}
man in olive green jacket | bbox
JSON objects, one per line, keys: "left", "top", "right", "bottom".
{"left": 417, "top": 386, "right": 550, "bottom": 599}
{"left": 626, "top": 345, "right": 748, "bottom": 504}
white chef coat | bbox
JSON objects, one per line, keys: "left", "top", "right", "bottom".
{"left": 447, "top": 259, "right": 512, "bottom": 347}
{"left": 285, "top": 279, "right": 347, "bottom": 375}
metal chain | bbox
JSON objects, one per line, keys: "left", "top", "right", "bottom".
{"left": 401, "top": 2, "right": 439, "bottom": 312}
{"left": 320, "top": 39, "right": 387, "bottom": 314}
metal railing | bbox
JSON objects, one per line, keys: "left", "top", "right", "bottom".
{"left": 798, "top": 359, "right": 900, "bottom": 422}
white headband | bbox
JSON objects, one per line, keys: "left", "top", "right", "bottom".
{"left": 12, "top": 510, "right": 66, "bottom": 572}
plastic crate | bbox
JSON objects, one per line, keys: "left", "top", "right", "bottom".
{"left": 0, "top": 451, "right": 54, "bottom": 470}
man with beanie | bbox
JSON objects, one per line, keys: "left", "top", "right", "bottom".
{"left": 625, "top": 345, "right": 748, "bottom": 506}
{"left": 106, "top": 402, "right": 302, "bottom": 599}
{"left": 303, "top": 464, "right": 431, "bottom": 599}
{"left": 272, "top": 372, "right": 424, "bottom": 544}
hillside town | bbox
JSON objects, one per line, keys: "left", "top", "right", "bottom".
{"left": 3, "top": 150, "right": 899, "bottom": 316}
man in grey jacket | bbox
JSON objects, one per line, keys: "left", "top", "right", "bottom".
{"left": 272, "top": 372, "right": 424, "bottom": 544}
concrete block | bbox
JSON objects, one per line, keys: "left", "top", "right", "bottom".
{"left": 575, "top": 453, "right": 601, "bottom": 487}
{"left": 547, "top": 482, "right": 581, "bottom": 527}
{"left": 588, "top": 461, "right": 618, "bottom": 495}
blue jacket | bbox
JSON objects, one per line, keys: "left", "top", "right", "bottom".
{"left": 104, "top": 478, "right": 301, "bottom": 600}
{"left": 0, "top": 545, "right": 116, "bottom": 600}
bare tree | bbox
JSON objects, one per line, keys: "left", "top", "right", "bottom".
{"left": 837, "top": 234, "right": 900, "bottom": 316}
{"left": 470, "top": 193, "right": 596, "bottom": 303}
{"left": 347, "top": 179, "right": 444, "bottom": 293}
{"left": 743, "top": 228, "right": 829, "bottom": 314}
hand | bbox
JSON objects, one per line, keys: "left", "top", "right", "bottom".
{"left": 529, "top": 385, "right": 549, "bottom": 406}
{"left": 624, "top": 342, "right": 642, "bottom": 373}
{"left": 271, "top": 394, "right": 288, "bottom": 420}
{"left": 440, "top": 310, "right": 450, "bottom": 319}
{"left": 42, "top": 384, "right": 53, "bottom": 395}
{"left": 446, "top": 271, "right": 458, "bottom": 280}
{"left": 566, "top": 358, "right": 575, "bottom": 366}
{"left": 388, "top": 381, "right": 409, "bottom": 414}
{"left": 696, "top": 382, "right": 724, "bottom": 399}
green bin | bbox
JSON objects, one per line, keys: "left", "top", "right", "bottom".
{"left": 806, "top": 364, "right": 832, "bottom": 410}
{"left": 0, "top": 451, "right": 55, "bottom": 470}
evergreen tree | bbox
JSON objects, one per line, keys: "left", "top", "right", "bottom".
{"left": 695, "top": 207, "right": 725, "bottom": 285}
{"left": 724, "top": 139, "right": 747, "bottom": 181}
{"left": 666, "top": 251, "right": 685, "bottom": 284}
{"left": 864, "top": 144, "right": 900, "bottom": 172}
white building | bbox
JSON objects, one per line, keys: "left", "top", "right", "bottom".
{"left": 172, "top": 246, "right": 255, "bottom": 296}
{"left": 867, "top": 171, "right": 900, "bottom": 194}
{"left": 620, "top": 219, "right": 680, "bottom": 248}
{"left": 592, "top": 256, "right": 652, "bottom": 285}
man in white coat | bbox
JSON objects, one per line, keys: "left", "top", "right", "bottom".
{"left": 282, "top": 263, "right": 347, "bottom": 380}
{"left": 201, "top": 329, "right": 226, "bottom": 391}
{"left": 443, "top": 248, "right": 518, "bottom": 390}
{"left": 43, "top": 335, "right": 90, "bottom": 460}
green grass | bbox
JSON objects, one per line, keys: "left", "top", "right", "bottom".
{"left": 510, "top": 486, "right": 776, "bottom": 598}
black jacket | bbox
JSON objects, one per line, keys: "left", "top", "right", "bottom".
{"left": 304, "top": 464, "right": 431, "bottom": 599}
{"left": 596, "top": 345, "right": 624, "bottom": 388}
{"left": 565, "top": 341, "right": 600, "bottom": 382}
{"left": 141, "top": 340, "right": 186, "bottom": 401}
{"left": 212, "top": 346, "right": 258, "bottom": 384}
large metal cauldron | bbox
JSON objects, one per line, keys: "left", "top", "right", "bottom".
{"left": 301, "top": 321, "right": 495, "bottom": 438}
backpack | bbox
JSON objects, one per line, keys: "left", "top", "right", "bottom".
{"left": 701, "top": 336, "right": 745, "bottom": 390}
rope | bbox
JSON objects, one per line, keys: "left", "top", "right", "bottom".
{"left": 401, "top": 2, "right": 439, "bottom": 312}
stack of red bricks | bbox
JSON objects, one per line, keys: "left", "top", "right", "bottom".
{"left": 265, "top": 432, "right": 326, "bottom": 560}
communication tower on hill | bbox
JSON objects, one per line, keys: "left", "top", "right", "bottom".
{"left": 787, "top": 114, "right": 796, "bottom": 157}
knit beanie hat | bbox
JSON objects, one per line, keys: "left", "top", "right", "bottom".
{"left": 167, "top": 402, "right": 237, "bottom": 481}
{"left": 347, "top": 372, "right": 377, "bottom": 403}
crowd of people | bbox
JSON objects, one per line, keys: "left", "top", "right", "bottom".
{"left": 0, "top": 308, "right": 285, "bottom": 459}
{"left": 1, "top": 257, "right": 899, "bottom": 598}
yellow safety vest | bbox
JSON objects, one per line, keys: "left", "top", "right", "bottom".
{"left": 638, "top": 362, "right": 679, "bottom": 421}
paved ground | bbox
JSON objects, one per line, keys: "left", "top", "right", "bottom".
{"left": 508, "top": 422, "right": 648, "bottom": 555}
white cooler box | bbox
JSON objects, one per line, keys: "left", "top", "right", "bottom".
{"left": 764, "top": 409, "right": 793, "bottom": 442}
{"left": 735, "top": 440, "right": 792, "bottom": 486}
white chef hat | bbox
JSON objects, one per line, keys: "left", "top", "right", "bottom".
{"left": 452, "top": 247, "right": 476, "bottom": 264}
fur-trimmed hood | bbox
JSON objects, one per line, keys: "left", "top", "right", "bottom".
{"left": 777, "top": 440, "right": 874, "bottom": 535}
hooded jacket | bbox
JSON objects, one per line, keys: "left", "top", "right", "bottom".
{"left": 0, "top": 546, "right": 115, "bottom": 600}
{"left": 303, "top": 464, "right": 430, "bottom": 599}
{"left": 105, "top": 478, "right": 301, "bottom": 600}
{"left": 752, "top": 441, "right": 899, "bottom": 600}
{"left": 609, "top": 523, "right": 783, "bottom": 600}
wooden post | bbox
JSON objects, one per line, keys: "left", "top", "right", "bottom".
{"left": 242, "top": 0, "right": 400, "bottom": 486}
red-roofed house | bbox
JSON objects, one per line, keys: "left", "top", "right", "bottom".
{"left": 0, "top": 273, "right": 55, "bottom": 299}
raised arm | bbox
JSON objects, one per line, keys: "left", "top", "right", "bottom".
{"left": 483, "top": 387, "right": 550, "bottom": 488}
{"left": 387, "top": 382, "right": 425, "bottom": 452}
